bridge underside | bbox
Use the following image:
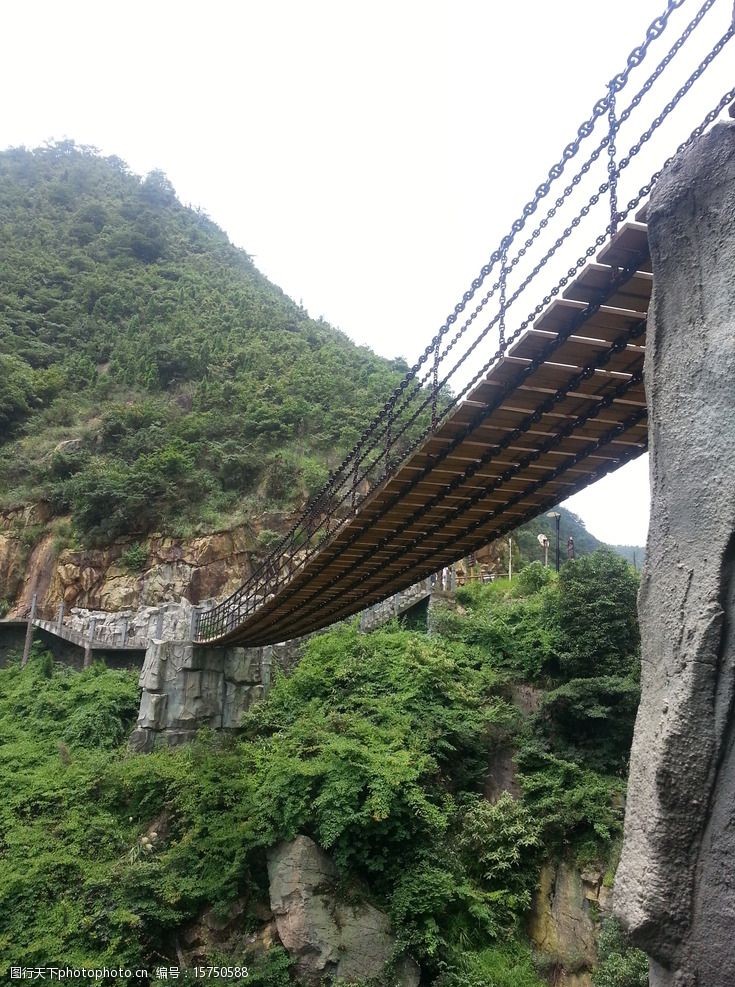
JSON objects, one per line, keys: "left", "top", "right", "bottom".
{"left": 207, "top": 221, "right": 651, "bottom": 646}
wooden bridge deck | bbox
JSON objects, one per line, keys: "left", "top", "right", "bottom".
{"left": 204, "top": 221, "right": 651, "bottom": 646}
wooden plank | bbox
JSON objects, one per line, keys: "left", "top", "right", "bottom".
{"left": 533, "top": 298, "right": 647, "bottom": 344}
{"left": 596, "top": 221, "right": 651, "bottom": 271}
{"left": 563, "top": 262, "right": 653, "bottom": 309}
{"left": 574, "top": 306, "right": 646, "bottom": 346}
{"left": 508, "top": 329, "right": 645, "bottom": 376}
{"left": 467, "top": 381, "right": 646, "bottom": 423}
{"left": 421, "top": 428, "right": 642, "bottom": 461}
{"left": 439, "top": 405, "right": 645, "bottom": 445}
{"left": 488, "top": 355, "right": 633, "bottom": 393}
{"left": 473, "top": 378, "right": 647, "bottom": 415}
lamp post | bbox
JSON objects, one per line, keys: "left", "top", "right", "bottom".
{"left": 546, "top": 511, "right": 561, "bottom": 572}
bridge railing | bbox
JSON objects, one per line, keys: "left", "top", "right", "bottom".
{"left": 197, "top": 0, "right": 735, "bottom": 643}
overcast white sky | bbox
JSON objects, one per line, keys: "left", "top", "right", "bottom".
{"left": 2, "top": 0, "right": 733, "bottom": 546}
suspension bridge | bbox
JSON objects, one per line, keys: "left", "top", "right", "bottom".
{"left": 196, "top": 0, "right": 735, "bottom": 647}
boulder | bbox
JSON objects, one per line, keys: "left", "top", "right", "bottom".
{"left": 267, "top": 835, "right": 419, "bottom": 986}
{"left": 54, "top": 438, "right": 83, "bottom": 453}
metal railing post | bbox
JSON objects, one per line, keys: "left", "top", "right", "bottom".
{"left": 189, "top": 605, "right": 200, "bottom": 642}
{"left": 21, "top": 593, "right": 37, "bottom": 667}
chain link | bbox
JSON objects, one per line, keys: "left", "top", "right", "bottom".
{"left": 498, "top": 244, "right": 508, "bottom": 348}
{"left": 608, "top": 83, "right": 619, "bottom": 234}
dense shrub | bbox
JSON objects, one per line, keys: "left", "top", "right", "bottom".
{"left": 59, "top": 446, "right": 212, "bottom": 542}
{"left": 437, "top": 941, "right": 545, "bottom": 987}
{"left": 0, "top": 550, "right": 642, "bottom": 982}
{"left": 245, "top": 625, "right": 508, "bottom": 876}
{"left": 454, "top": 793, "right": 542, "bottom": 927}
{"left": 540, "top": 675, "right": 640, "bottom": 774}
{"left": 592, "top": 919, "right": 649, "bottom": 987}
{"left": 557, "top": 549, "right": 640, "bottom": 678}
{"left": 0, "top": 353, "right": 38, "bottom": 430}
{"left": 119, "top": 542, "right": 149, "bottom": 572}
{"left": 437, "top": 581, "right": 560, "bottom": 682}
{"left": 515, "top": 560, "right": 554, "bottom": 595}
{"left": 515, "top": 743, "right": 625, "bottom": 846}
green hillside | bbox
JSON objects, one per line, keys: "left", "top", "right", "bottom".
{"left": 0, "top": 551, "right": 647, "bottom": 984}
{"left": 0, "top": 142, "right": 412, "bottom": 543}
{"left": 0, "top": 142, "right": 644, "bottom": 570}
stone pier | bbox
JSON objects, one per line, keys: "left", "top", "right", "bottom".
{"left": 128, "top": 577, "right": 436, "bottom": 750}
{"left": 614, "top": 120, "right": 735, "bottom": 984}
{"left": 129, "top": 640, "right": 269, "bottom": 751}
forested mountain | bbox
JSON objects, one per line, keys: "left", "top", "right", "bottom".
{"left": 0, "top": 142, "right": 411, "bottom": 543}
{"left": 0, "top": 142, "right": 644, "bottom": 575}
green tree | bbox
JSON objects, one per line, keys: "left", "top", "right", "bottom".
{"left": 0, "top": 354, "right": 36, "bottom": 430}
{"left": 540, "top": 675, "right": 640, "bottom": 774}
{"left": 557, "top": 549, "right": 640, "bottom": 678}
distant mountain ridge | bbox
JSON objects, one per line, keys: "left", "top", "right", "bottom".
{"left": 513, "top": 506, "right": 645, "bottom": 571}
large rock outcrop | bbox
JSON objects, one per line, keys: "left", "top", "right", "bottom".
{"left": 267, "top": 836, "right": 419, "bottom": 986}
{"left": 127, "top": 600, "right": 310, "bottom": 750}
{"left": 0, "top": 505, "right": 56, "bottom": 611}
{"left": 3, "top": 510, "right": 297, "bottom": 619}
{"left": 129, "top": 639, "right": 269, "bottom": 750}
{"left": 44, "top": 528, "right": 258, "bottom": 614}
{"left": 529, "top": 860, "right": 614, "bottom": 987}
{"left": 615, "top": 120, "right": 735, "bottom": 983}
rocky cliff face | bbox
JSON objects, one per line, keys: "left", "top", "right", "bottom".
{"left": 0, "top": 505, "right": 55, "bottom": 612}
{"left": 0, "top": 506, "right": 294, "bottom": 618}
{"left": 529, "top": 860, "right": 614, "bottom": 987}
{"left": 615, "top": 121, "right": 735, "bottom": 984}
